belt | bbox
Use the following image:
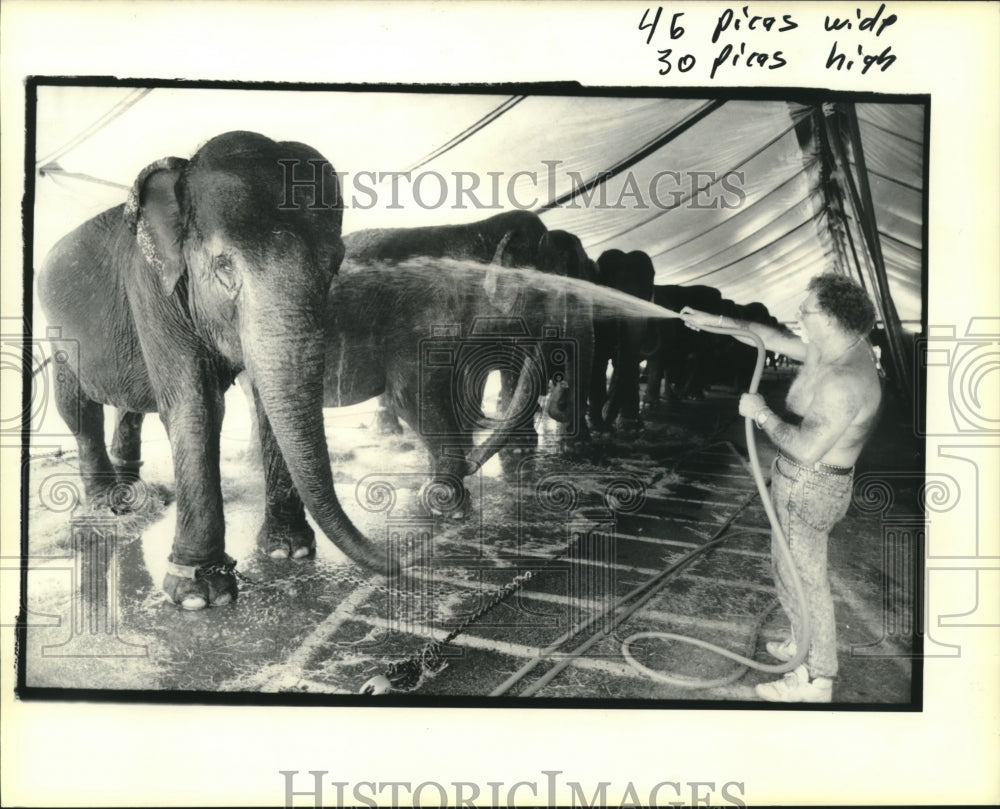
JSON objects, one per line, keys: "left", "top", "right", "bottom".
{"left": 778, "top": 450, "right": 854, "bottom": 477}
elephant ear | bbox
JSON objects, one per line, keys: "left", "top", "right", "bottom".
{"left": 124, "top": 157, "right": 189, "bottom": 296}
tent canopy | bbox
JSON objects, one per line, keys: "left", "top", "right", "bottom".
{"left": 33, "top": 85, "right": 925, "bottom": 332}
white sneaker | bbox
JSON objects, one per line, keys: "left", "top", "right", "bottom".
{"left": 766, "top": 638, "right": 797, "bottom": 662}
{"left": 755, "top": 665, "right": 833, "bottom": 703}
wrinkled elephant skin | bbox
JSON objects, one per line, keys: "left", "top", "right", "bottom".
{"left": 37, "top": 130, "right": 389, "bottom": 613}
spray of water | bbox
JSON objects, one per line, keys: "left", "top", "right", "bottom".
{"left": 339, "top": 256, "right": 682, "bottom": 323}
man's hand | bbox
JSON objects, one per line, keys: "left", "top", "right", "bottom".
{"left": 739, "top": 393, "right": 767, "bottom": 419}
{"left": 680, "top": 307, "right": 717, "bottom": 332}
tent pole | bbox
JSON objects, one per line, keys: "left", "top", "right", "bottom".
{"left": 842, "top": 103, "right": 912, "bottom": 398}
{"left": 825, "top": 103, "right": 912, "bottom": 398}
{"left": 826, "top": 112, "right": 906, "bottom": 392}
{"left": 813, "top": 106, "right": 863, "bottom": 283}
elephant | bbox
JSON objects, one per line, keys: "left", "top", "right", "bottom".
{"left": 716, "top": 300, "right": 776, "bottom": 392}
{"left": 533, "top": 228, "right": 597, "bottom": 442}
{"left": 343, "top": 209, "right": 546, "bottom": 266}
{"left": 693, "top": 298, "right": 787, "bottom": 394}
{"left": 342, "top": 212, "right": 593, "bottom": 449}
{"left": 36, "top": 130, "right": 389, "bottom": 611}
{"left": 588, "top": 249, "right": 656, "bottom": 431}
{"left": 644, "top": 284, "right": 723, "bottom": 404}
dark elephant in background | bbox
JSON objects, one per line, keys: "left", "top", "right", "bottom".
{"left": 533, "top": 228, "right": 597, "bottom": 443}
{"left": 342, "top": 212, "right": 593, "bottom": 448}
{"left": 37, "top": 131, "right": 388, "bottom": 612}
{"left": 589, "top": 249, "right": 656, "bottom": 431}
{"left": 715, "top": 300, "right": 777, "bottom": 392}
{"left": 645, "top": 288, "right": 788, "bottom": 403}
{"left": 644, "top": 283, "right": 723, "bottom": 405}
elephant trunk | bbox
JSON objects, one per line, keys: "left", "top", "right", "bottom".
{"left": 465, "top": 343, "right": 544, "bottom": 473}
{"left": 244, "top": 307, "right": 391, "bottom": 574}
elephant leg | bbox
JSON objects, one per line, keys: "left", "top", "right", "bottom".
{"left": 405, "top": 378, "right": 472, "bottom": 518}
{"left": 569, "top": 323, "right": 594, "bottom": 444}
{"left": 252, "top": 388, "right": 315, "bottom": 560}
{"left": 606, "top": 353, "right": 643, "bottom": 430}
{"left": 685, "top": 341, "right": 710, "bottom": 399}
{"left": 376, "top": 392, "right": 404, "bottom": 435}
{"left": 54, "top": 367, "right": 117, "bottom": 507}
{"left": 159, "top": 373, "right": 237, "bottom": 610}
{"left": 420, "top": 442, "right": 472, "bottom": 519}
{"left": 643, "top": 351, "right": 664, "bottom": 409}
{"left": 588, "top": 348, "right": 611, "bottom": 432}
{"left": 498, "top": 367, "right": 538, "bottom": 451}
{"left": 619, "top": 362, "right": 642, "bottom": 422}
{"left": 237, "top": 372, "right": 262, "bottom": 467}
{"left": 109, "top": 410, "right": 145, "bottom": 483}
{"left": 603, "top": 359, "right": 622, "bottom": 424}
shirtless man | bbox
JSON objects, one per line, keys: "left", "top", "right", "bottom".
{"left": 681, "top": 274, "right": 881, "bottom": 702}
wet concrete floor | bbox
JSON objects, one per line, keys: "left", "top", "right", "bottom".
{"left": 21, "top": 371, "right": 920, "bottom": 706}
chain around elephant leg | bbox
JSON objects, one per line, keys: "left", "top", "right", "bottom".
{"left": 163, "top": 554, "right": 239, "bottom": 610}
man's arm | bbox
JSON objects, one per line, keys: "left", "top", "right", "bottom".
{"left": 752, "top": 372, "right": 862, "bottom": 464}
{"left": 679, "top": 308, "right": 807, "bottom": 361}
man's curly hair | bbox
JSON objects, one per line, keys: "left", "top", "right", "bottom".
{"left": 807, "top": 273, "right": 877, "bottom": 335}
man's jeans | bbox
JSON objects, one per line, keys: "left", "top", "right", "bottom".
{"left": 769, "top": 455, "right": 854, "bottom": 679}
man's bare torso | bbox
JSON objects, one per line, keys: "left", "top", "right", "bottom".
{"left": 785, "top": 341, "right": 882, "bottom": 467}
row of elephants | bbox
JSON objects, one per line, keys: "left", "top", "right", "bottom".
{"left": 37, "top": 131, "right": 787, "bottom": 611}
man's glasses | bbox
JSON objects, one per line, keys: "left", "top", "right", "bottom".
{"left": 797, "top": 303, "right": 823, "bottom": 317}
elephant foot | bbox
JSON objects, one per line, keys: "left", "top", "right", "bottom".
{"left": 419, "top": 479, "right": 471, "bottom": 520}
{"left": 87, "top": 476, "right": 149, "bottom": 515}
{"left": 163, "top": 554, "right": 238, "bottom": 611}
{"left": 257, "top": 519, "right": 316, "bottom": 560}
{"left": 376, "top": 408, "right": 404, "bottom": 436}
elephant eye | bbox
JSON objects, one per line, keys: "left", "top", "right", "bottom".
{"left": 212, "top": 254, "right": 237, "bottom": 291}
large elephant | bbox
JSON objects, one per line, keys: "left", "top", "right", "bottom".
{"left": 588, "top": 249, "right": 656, "bottom": 431}
{"left": 342, "top": 212, "right": 593, "bottom": 448}
{"left": 36, "top": 131, "right": 388, "bottom": 611}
